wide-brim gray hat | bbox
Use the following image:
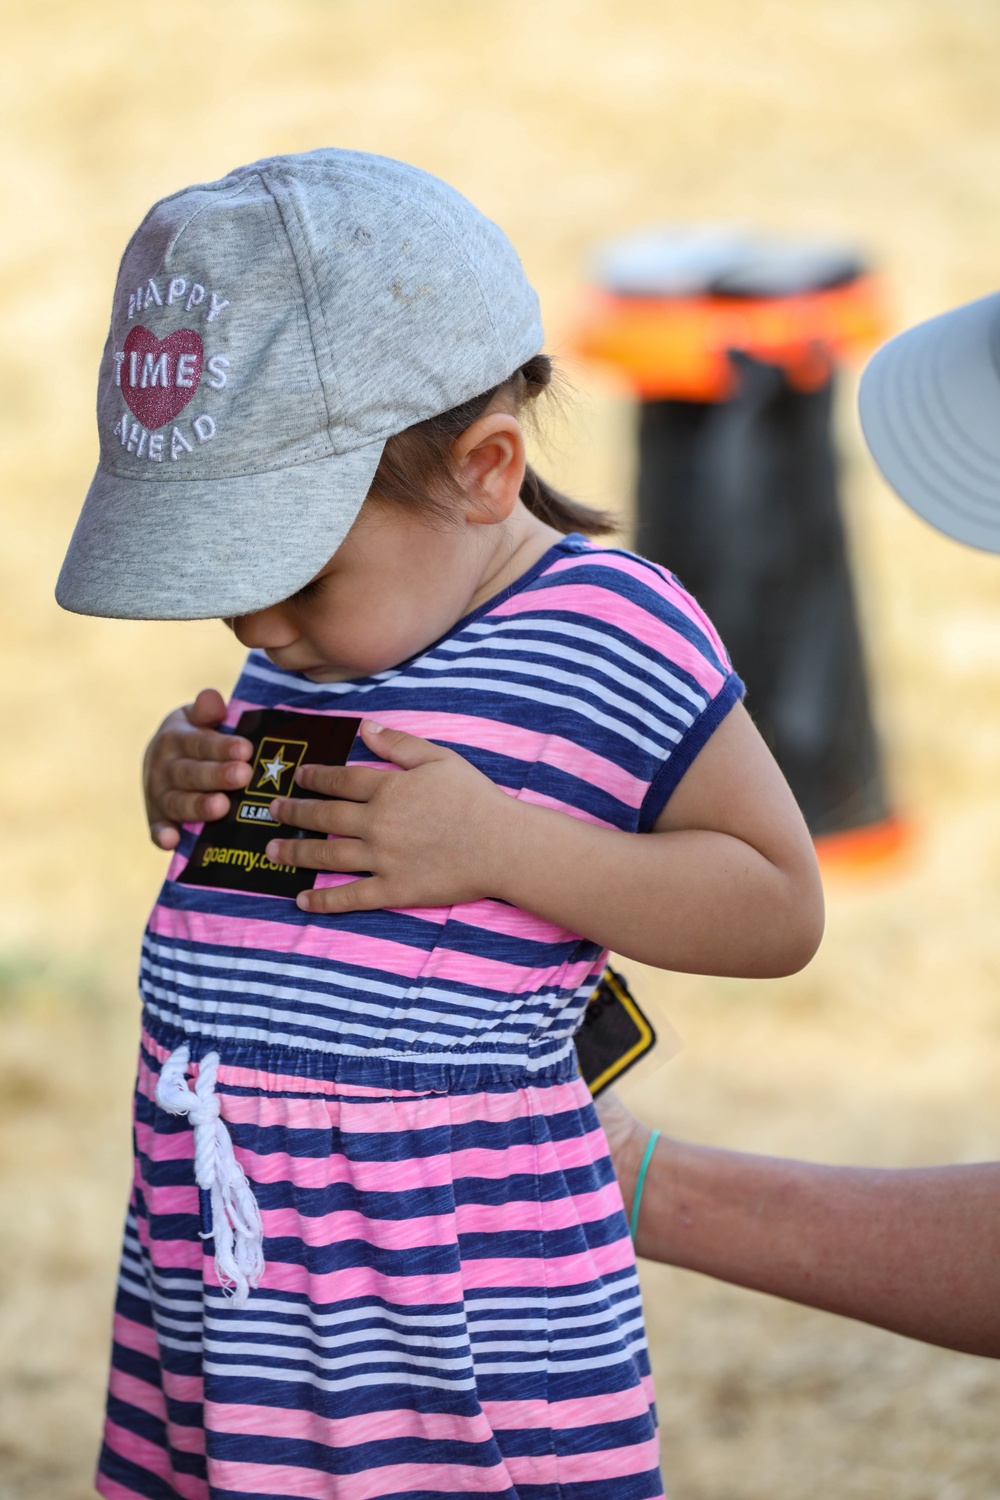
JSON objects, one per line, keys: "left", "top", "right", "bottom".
{"left": 57, "top": 149, "right": 543, "bottom": 620}
{"left": 859, "top": 290, "right": 1000, "bottom": 553}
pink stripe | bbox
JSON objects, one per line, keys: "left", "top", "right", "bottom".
{"left": 516, "top": 785, "right": 613, "bottom": 828}
{"left": 505, "top": 1434, "right": 662, "bottom": 1486}
{"left": 103, "top": 1420, "right": 207, "bottom": 1500}
{"left": 259, "top": 1245, "right": 635, "bottom": 1305}
{"left": 552, "top": 549, "right": 730, "bottom": 664}
{"left": 148, "top": 903, "right": 591, "bottom": 995}
{"left": 417, "top": 895, "right": 585, "bottom": 944}
{"left": 225, "top": 698, "right": 360, "bottom": 729}
{"left": 127, "top": 1236, "right": 206, "bottom": 1272}
{"left": 254, "top": 1176, "right": 621, "bottom": 1247}
{"left": 147, "top": 903, "right": 438, "bottom": 976}
{"left": 163, "top": 1371, "right": 204, "bottom": 1404}
{"left": 111, "top": 1313, "right": 160, "bottom": 1362}
{"left": 211, "top": 1126, "right": 611, "bottom": 1196}
{"left": 260, "top": 1204, "right": 458, "bottom": 1250}
{"left": 139, "top": 1037, "right": 593, "bottom": 1122}
{"left": 262, "top": 1260, "right": 463, "bottom": 1305}
{"left": 206, "top": 1400, "right": 496, "bottom": 1450}
{"left": 227, "top": 701, "right": 647, "bottom": 812}
{"left": 134, "top": 1117, "right": 198, "bottom": 1164}
{"left": 213, "top": 1082, "right": 591, "bottom": 1135}
{"left": 459, "top": 1235, "right": 637, "bottom": 1289}
{"left": 493, "top": 580, "right": 726, "bottom": 696}
{"left": 354, "top": 709, "right": 646, "bottom": 808}
{"left": 207, "top": 1457, "right": 514, "bottom": 1499}
{"left": 482, "top": 1384, "right": 655, "bottom": 1430}
{"left": 137, "top": 1130, "right": 614, "bottom": 1207}
{"left": 143, "top": 1182, "right": 200, "bottom": 1220}
{"left": 108, "top": 1366, "right": 167, "bottom": 1424}
{"left": 455, "top": 1179, "right": 623, "bottom": 1235}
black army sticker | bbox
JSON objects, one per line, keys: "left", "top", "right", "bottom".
{"left": 178, "top": 708, "right": 360, "bottom": 899}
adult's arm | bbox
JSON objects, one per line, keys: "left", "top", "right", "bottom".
{"left": 598, "top": 1090, "right": 1000, "bottom": 1358}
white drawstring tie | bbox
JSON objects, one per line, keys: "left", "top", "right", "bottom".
{"left": 155, "top": 1045, "right": 264, "bottom": 1309}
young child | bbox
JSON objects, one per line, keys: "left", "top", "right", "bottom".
{"left": 57, "top": 149, "right": 823, "bottom": 1500}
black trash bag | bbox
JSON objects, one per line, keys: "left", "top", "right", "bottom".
{"left": 635, "top": 353, "right": 888, "bottom": 837}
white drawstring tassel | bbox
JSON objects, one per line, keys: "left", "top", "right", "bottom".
{"left": 155, "top": 1045, "right": 264, "bottom": 1309}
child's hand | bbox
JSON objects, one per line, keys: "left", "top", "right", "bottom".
{"left": 143, "top": 688, "right": 253, "bottom": 850}
{"left": 267, "top": 721, "right": 515, "bottom": 914}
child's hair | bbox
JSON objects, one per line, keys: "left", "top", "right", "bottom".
{"left": 370, "top": 354, "right": 617, "bottom": 536}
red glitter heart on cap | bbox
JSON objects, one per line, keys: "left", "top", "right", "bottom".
{"left": 121, "top": 325, "right": 204, "bottom": 429}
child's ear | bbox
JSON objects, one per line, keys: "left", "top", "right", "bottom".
{"left": 451, "top": 412, "right": 527, "bottom": 525}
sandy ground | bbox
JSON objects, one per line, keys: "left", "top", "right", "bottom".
{"left": 3, "top": 1, "right": 1000, "bottom": 1495}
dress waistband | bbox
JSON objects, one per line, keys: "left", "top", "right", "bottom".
{"left": 142, "top": 1008, "right": 582, "bottom": 1095}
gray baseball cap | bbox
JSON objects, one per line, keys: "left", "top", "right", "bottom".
{"left": 56, "top": 149, "right": 543, "bottom": 620}
{"left": 859, "top": 290, "right": 1000, "bottom": 554}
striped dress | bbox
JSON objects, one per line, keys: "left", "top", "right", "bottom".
{"left": 99, "top": 536, "right": 741, "bottom": 1500}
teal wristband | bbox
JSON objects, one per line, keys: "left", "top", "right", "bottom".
{"left": 630, "top": 1129, "right": 661, "bottom": 1243}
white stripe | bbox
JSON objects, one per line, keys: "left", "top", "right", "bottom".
{"left": 141, "top": 998, "right": 575, "bottom": 1070}
{"left": 462, "top": 615, "right": 710, "bottom": 710}
{"left": 468, "top": 1303, "right": 643, "bottom": 1339}
{"left": 466, "top": 1283, "right": 641, "bottom": 1315}
{"left": 204, "top": 1337, "right": 472, "bottom": 1373}
{"left": 202, "top": 1357, "right": 477, "bottom": 1394}
{"left": 117, "top": 1271, "right": 152, "bottom": 1302}
{"left": 432, "top": 637, "right": 698, "bottom": 730}
{"left": 206, "top": 1316, "right": 468, "bottom": 1353}
{"left": 153, "top": 1309, "right": 206, "bottom": 1335}
{"left": 156, "top": 1332, "right": 207, "bottom": 1353}
{"left": 380, "top": 674, "right": 676, "bottom": 759}
{"left": 472, "top": 1314, "right": 644, "bottom": 1358}
{"left": 473, "top": 1334, "right": 649, "bottom": 1377}
{"left": 141, "top": 964, "right": 554, "bottom": 1043}
{"left": 143, "top": 938, "right": 580, "bottom": 1019}
{"left": 140, "top": 980, "right": 548, "bottom": 1052}
{"left": 230, "top": 1296, "right": 467, "bottom": 1330}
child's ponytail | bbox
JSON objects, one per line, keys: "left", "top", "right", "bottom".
{"left": 515, "top": 355, "right": 617, "bottom": 536}
{"left": 370, "top": 353, "right": 617, "bottom": 537}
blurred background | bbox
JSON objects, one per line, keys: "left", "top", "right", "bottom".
{"left": 4, "top": 1, "right": 1000, "bottom": 1496}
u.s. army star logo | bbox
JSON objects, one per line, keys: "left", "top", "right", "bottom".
{"left": 248, "top": 736, "right": 308, "bottom": 799}
{"left": 257, "top": 746, "right": 293, "bottom": 790}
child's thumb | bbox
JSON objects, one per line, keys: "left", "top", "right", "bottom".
{"left": 361, "top": 720, "right": 447, "bottom": 769}
{"left": 187, "top": 687, "right": 228, "bottom": 728}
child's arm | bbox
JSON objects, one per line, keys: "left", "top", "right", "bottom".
{"left": 141, "top": 696, "right": 822, "bottom": 977}
{"left": 268, "top": 710, "right": 823, "bottom": 979}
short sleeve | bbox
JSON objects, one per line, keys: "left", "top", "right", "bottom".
{"left": 520, "top": 543, "right": 745, "bottom": 833}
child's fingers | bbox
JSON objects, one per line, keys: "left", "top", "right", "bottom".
{"left": 269, "top": 796, "right": 366, "bottom": 836}
{"left": 185, "top": 687, "right": 229, "bottom": 728}
{"left": 296, "top": 876, "right": 388, "bottom": 915}
{"left": 360, "top": 720, "right": 451, "bottom": 769}
{"left": 160, "top": 790, "right": 232, "bottom": 826}
{"left": 150, "top": 820, "right": 181, "bottom": 851}
{"left": 294, "top": 764, "right": 386, "bottom": 800}
{"left": 170, "top": 728, "right": 253, "bottom": 763}
{"left": 167, "top": 756, "right": 252, "bottom": 793}
{"left": 265, "top": 836, "right": 369, "bottom": 872}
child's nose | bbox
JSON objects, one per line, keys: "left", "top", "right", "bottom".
{"left": 228, "top": 606, "right": 299, "bottom": 650}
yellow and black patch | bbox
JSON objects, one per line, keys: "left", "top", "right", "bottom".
{"left": 575, "top": 967, "right": 657, "bottom": 1097}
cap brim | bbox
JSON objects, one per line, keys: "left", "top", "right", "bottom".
{"left": 859, "top": 290, "right": 1000, "bottom": 554}
{"left": 55, "top": 438, "right": 386, "bottom": 620}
